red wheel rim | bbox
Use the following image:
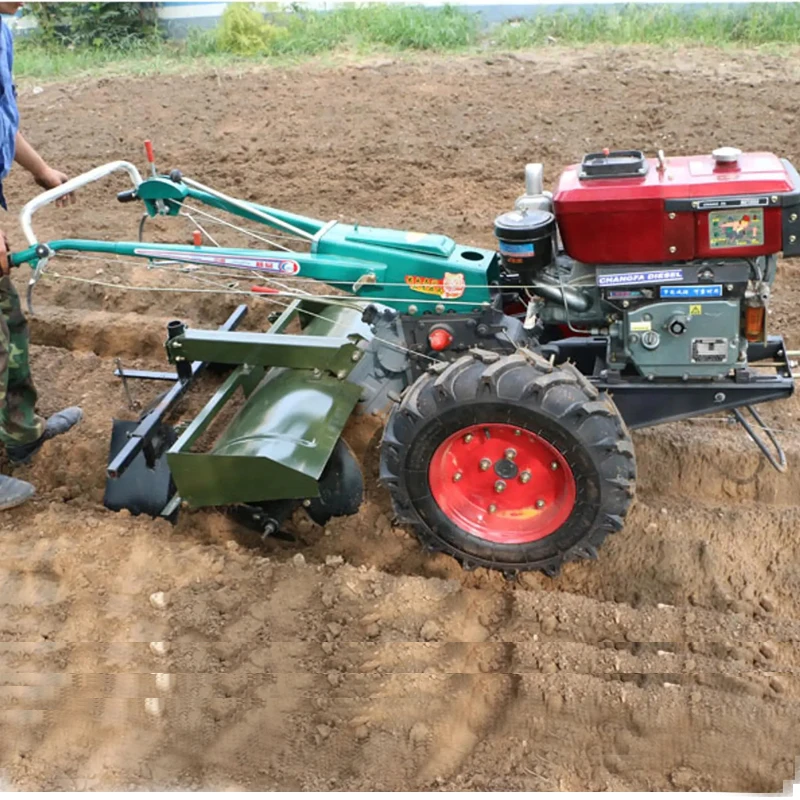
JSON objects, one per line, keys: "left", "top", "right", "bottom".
{"left": 428, "top": 423, "right": 576, "bottom": 544}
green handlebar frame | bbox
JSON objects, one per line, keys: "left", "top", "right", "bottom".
{"left": 10, "top": 161, "right": 499, "bottom": 314}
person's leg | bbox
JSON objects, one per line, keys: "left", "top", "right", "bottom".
{"left": 0, "top": 275, "right": 45, "bottom": 447}
{"left": 0, "top": 277, "right": 36, "bottom": 508}
{"left": 0, "top": 275, "right": 82, "bottom": 465}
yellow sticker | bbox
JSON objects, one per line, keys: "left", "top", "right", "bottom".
{"left": 406, "top": 232, "right": 427, "bottom": 243}
{"left": 689, "top": 305, "right": 702, "bottom": 316}
{"left": 630, "top": 320, "right": 651, "bottom": 332}
{"left": 405, "top": 272, "right": 466, "bottom": 299}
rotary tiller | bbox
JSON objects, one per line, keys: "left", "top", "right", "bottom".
{"left": 10, "top": 143, "right": 798, "bottom": 576}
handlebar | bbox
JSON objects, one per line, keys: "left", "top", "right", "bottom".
{"left": 20, "top": 160, "right": 143, "bottom": 246}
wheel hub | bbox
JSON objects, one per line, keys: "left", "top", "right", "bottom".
{"left": 494, "top": 458, "right": 519, "bottom": 480}
{"left": 428, "top": 422, "right": 577, "bottom": 544}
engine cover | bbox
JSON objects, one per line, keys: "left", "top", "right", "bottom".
{"left": 552, "top": 149, "right": 800, "bottom": 264}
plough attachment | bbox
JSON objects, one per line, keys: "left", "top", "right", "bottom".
{"left": 10, "top": 141, "right": 797, "bottom": 576}
{"left": 105, "top": 297, "right": 375, "bottom": 531}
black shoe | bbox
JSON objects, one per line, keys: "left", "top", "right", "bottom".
{"left": 6, "top": 406, "right": 84, "bottom": 465}
{"left": 0, "top": 474, "right": 35, "bottom": 509}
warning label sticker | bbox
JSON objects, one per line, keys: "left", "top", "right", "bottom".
{"left": 689, "top": 305, "right": 703, "bottom": 316}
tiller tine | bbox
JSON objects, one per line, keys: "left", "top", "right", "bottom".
{"left": 103, "top": 419, "right": 177, "bottom": 518}
{"left": 228, "top": 439, "right": 364, "bottom": 543}
{"left": 228, "top": 499, "right": 299, "bottom": 542}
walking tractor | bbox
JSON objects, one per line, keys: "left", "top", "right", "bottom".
{"left": 11, "top": 143, "right": 800, "bottom": 576}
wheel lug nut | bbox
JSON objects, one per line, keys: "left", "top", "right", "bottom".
{"left": 520, "top": 471, "right": 531, "bottom": 484}
{"left": 494, "top": 480, "right": 506, "bottom": 493}
{"left": 514, "top": 429, "right": 521, "bottom": 436}
{"left": 504, "top": 448, "right": 517, "bottom": 460}
{"left": 550, "top": 461, "right": 559, "bottom": 470}
{"left": 464, "top": 433, "right": 473, "bottom": 443}
{"left": 488, "top": 504, "right": 497, "bottom": 513}
{"left": 454, "top": 472, "right": 462, "bottom": 482}
{"left": 479, "top": 458, "right": 491, "bottom": 471}
{"left": 536, "top": 499, "right": 545, "bottom": 509}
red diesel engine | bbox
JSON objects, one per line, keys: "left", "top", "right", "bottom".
{"left": 494, "top": 146, "right": 800, "bottom": 382}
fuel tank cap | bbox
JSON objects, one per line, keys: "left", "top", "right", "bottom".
{"left": 712, "top": 146, "right": 742, "bottom": 165}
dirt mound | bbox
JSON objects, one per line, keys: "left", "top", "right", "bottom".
{"left": 2, "top": 45, "right": 800, "bottom": 791}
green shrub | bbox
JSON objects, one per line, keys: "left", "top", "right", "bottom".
{"left": 24, "top": 2, "right": 161, "bottom": 49}
{"left": 214, "top": 2, "right": 287, "bottom": 56}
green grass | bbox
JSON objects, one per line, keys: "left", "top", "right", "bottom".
{"left": 13, "top": 3, "right": 481, "bottom": 80}
{"left": 186, "top": 3, "right": 481, "bottom": 57}
{"left": 12, "top": 2, "right": 800, "bottom": 83}
{"left": 492, "top": 3, "right": 800, "bottom": 48}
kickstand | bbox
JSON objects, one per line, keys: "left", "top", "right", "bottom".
{"left": 731, "top": 405, "right": 787, "bottom": 474}
{"left": 115, "top": 358, "right": 140, "bottom": 412}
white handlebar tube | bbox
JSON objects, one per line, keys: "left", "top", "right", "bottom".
{"left": 19, "top": 160, "right": 143, "bottom": 247}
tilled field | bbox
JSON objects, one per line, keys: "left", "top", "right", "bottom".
{"left": 2, "top": 45, "right": 800, "bottom": 791}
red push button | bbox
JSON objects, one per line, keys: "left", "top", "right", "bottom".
{"left": 429, "top": 328, "right": 453, "bottom": 351}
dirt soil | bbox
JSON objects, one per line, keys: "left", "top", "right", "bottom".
{"left": 3, "top": 45, "right": 800, "bottom": 791}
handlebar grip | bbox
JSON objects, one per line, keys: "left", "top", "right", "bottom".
{"left": 144, "top": 140, "right": 155, "bottom": 164}
{"left": 117, "top": 189, "right": 139, "bottom": 203}
{"left": 20, "top": 160, "right": 143, "bottom": 247}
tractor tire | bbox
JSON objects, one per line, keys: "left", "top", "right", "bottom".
{"left": 379, "top": 349, "right": 636, "bottom": 577}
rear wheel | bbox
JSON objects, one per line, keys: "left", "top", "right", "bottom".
{"left": 379, "top": 350, "right": 636, "bottom": 576}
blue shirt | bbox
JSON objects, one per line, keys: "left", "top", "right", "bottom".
{"left": 0, "top": 19, "right": 19, "bottom": 209}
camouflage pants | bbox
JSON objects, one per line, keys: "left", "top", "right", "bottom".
{"left": 0, "top": 275, "right": 45, "bottom": 446}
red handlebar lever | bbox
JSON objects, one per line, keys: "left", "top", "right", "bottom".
{"left": 144, "top": 140, "right": 158, "bottom": 178}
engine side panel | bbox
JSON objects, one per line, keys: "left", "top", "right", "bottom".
{"left": 624, "top": 299, "right": 740, "bottom": 378}
{"left": 528, "top": 257, "right": 761, "bottom": 380}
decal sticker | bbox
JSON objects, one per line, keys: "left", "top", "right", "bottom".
{"left": 689, "top": 305, "right": 703, "bottom": 316}
{"left": 630, "top": 320, "right": 652, "bottom": 332}
{"left": 499, "top": 241, "right": 535, "bottom": 256}
{"left": 133, "top": 248, "right": 301, "bottom": 275}
{"left": 607, "top": 289, "right": 646, "bottom": 299}
{"left": 405, "top": 272, "right": 466, "bottom": 299}
{"left": 709, "top": 208, "right": 764, "bottom": 249}
{"left": 660, "top": 284, "right": 722, "bottom": 298}
{"left": 597, "top": 269, "right": 683, "bottom": 287}
{"left": 406, "top": 232, "right": 427, "bottom": 243}
{"left": 442, "top": 272, "right": 466, "bottom": 299}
